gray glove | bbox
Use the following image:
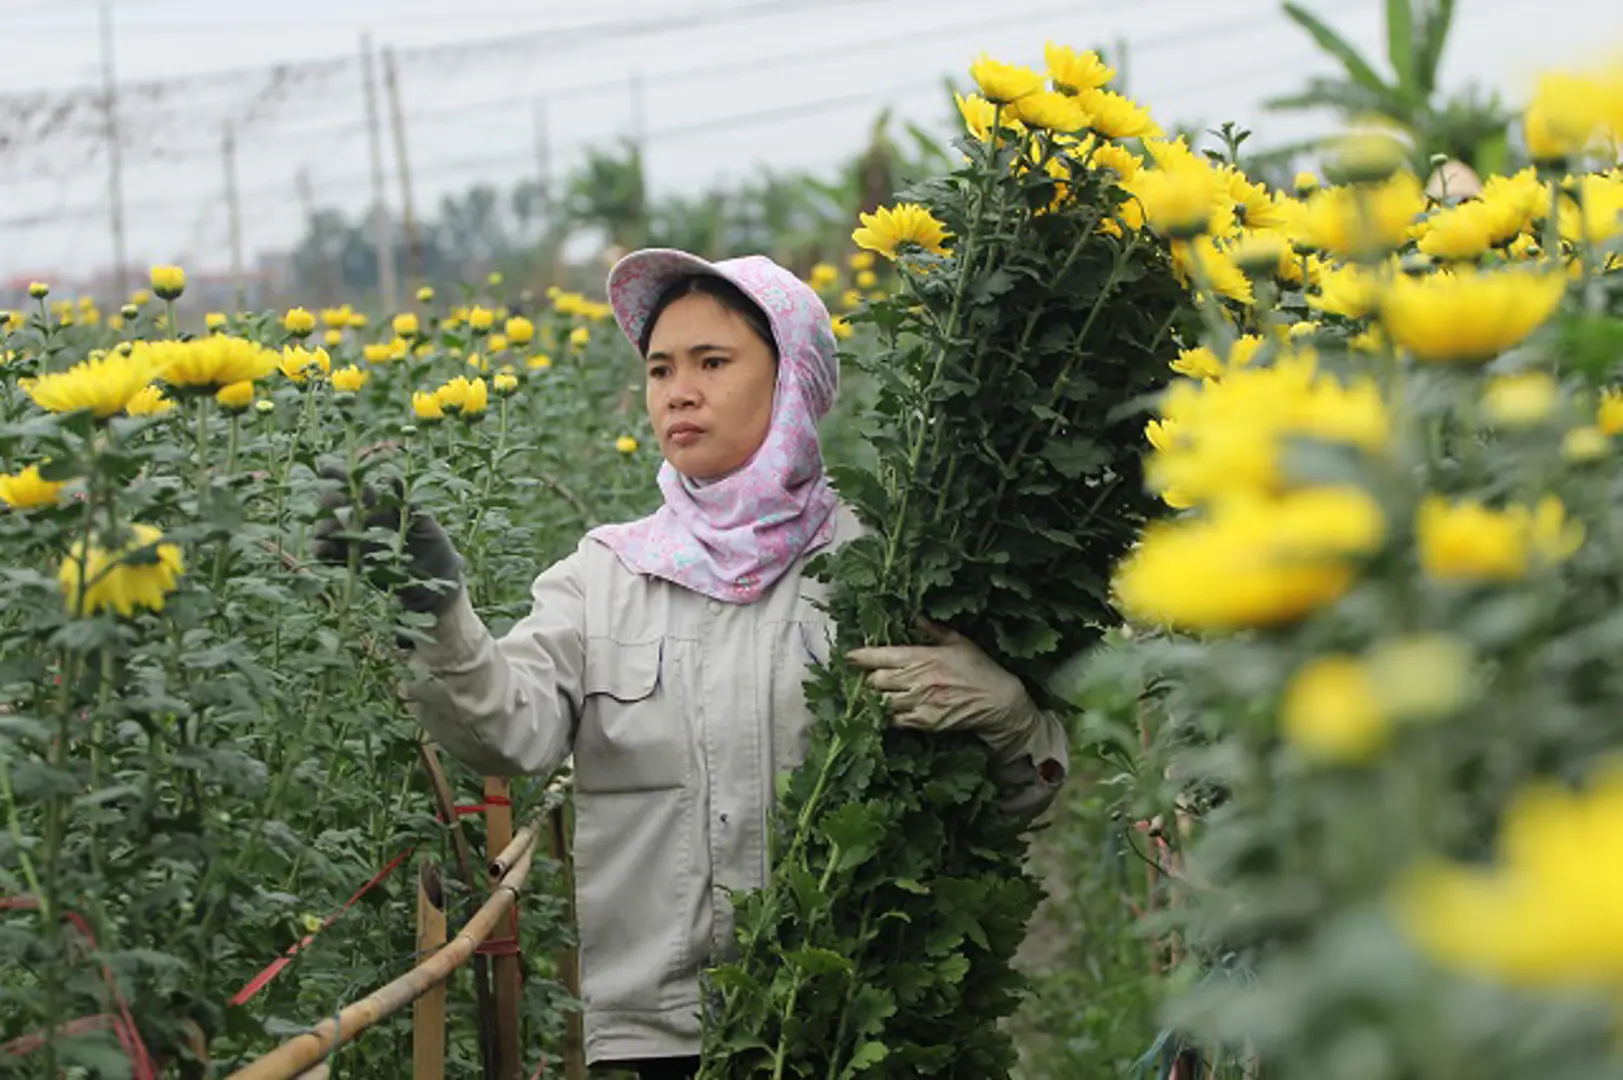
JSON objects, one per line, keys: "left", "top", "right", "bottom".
{"left": 311, "top": 465, "right": 464, "bottom": 615}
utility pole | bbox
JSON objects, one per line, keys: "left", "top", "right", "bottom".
{"left": 381, "top": 46, "right": 422, "bottom": 289}
{"left": 359, "top": 33, "right": 398, "bottom": 312}
{"left": 223, "top": 122, "right": 246, "bottom": 309}
{"left": 532, "top": 99, "right": 552, "bottom": 223}
{"left": 99, "top": 0, "right": 129, "bottom": 298}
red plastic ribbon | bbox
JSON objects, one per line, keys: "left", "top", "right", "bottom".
{"left": 474, "top": 934, "right": 521, "bottom": 957}
{"left": 229, "top": 846, "right": 415, "bottom": 1006}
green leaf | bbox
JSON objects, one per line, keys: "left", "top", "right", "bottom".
{"left": 1416, "top": 0, "right": 1455, "bottom": 94}
{"left": 1385, "top": 0, "right": 1417, "bottom": 103}
{"left": 822, "top": 801, "right": 887, "bottom": 874}
{"left": 785, "top": 947, "right": 853, "bottom": 977}
{"left": 1282, "top": 3, "right": 1398, "bottom": 106}
{"left": 844, "top": 1041, "right": 889, "bottom": 1074}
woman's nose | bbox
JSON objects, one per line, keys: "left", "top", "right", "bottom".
{"left": 665, "top": 370, "right": 701, "bottom": 409}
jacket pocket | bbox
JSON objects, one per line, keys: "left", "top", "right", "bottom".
{"left": 576, "top": 637, "right": 690, "bottom": 793}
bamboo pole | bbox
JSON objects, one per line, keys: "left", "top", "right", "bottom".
{"left": 549, "top": 801, "right": 587, "bottom": 1080}
{"left": 413, "top": 859, "right": 447, "bottom": 1080}
{"left": 226, "top": 821, "right": 542, "bottom": 1080}
{"left": 417, "top": 740, "right": 498, "bottom": 1075}
{"left": 485, "top": 777, "right": 522, "bottom": 1080}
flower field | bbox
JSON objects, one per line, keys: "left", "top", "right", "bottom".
{"left": 2, "top": 20, "right": 1623, "bottom": 1080}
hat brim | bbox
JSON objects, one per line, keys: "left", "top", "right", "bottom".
{"left": 606, "top": 248, "right": 733, "bottom": 355}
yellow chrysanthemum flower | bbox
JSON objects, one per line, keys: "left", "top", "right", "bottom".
{"left": 331, "top": 365, "right": 369, "bottom": 393}
{"left": 216, "top": 381, "right": 254, "bottom": 411}
{"left": 320, "top": 306, "right": 353, "bottom": 329}
{"left": 1170, "top": 335, "right": 1264, "bottom": 381}
{"left": 955, "top": 92, "right": 1025, "bottom": 142}
{"left": 284, "top": 308, "right": 316, "bottom": 337}
{"left": 468, "top": 307, "right": 495, "bottom": 333}
{"left": 435, "top": 375, "right": 488, "bottom": 417}
{"left": 1290, "top": 172, "right": 1426, "bottom": 259}
{"left": 1171, "top": 237, "right": 1254, "bottom": 305}
{"left": 134, "top": 337, "right": 277, "bottom": 390}
{"left": 22, "top": 351, "right": 156, "bottom": 418}
{"left": 0, "top": 463, "right": 67, "bottom": 511}
{"left": 278, "top": 346, "right": 332, "bottom": 384}
{"left": 1396, "top": 759, "right": 1623, "bottom": 988}
{"left": 969, "top": 55, "right": 1043, "bottom": 104}
{"left": 412, "top": 390, "right": 444, "bottom": 422}
{"left": 1596, "top": 388, "right": 1623, "bottom": 436}
{"left": 1417, "top": 494, "right": 1582, "bottom": 581}
{"left": 362, "top": 343, "right": 393, "bottom": 364}
{"left": 616, "top": 435, "right": 639, "bottom": 454}
{"left": 852, "top": 203, "right": 951, "bottom": 260}
{"left": 568, "top": 326, "right": 590, "bottom": 350}
{"left": 1044, "top": 42, "right": 1113, "bottom": 95}
{"left": 1076, "top": 88, "right": 1160, "bottom": 140}
{"left": 58, "top": 522, "right": 184, "bottom": 618}
{"left": 149, "top": 265, "right": 186, "bottom": 300}
{"left": 527, "top": 353, "right": 553, "bottom": 370}
{"left": 1563, "top": 425, "right": 1609, "bottom": 461}
{"left": 1557, "top": 173, "right": 1623, "bottom": 246}
{"left": 1379, "top": 267, "right": 1567, "bottom": 364}
{"left": 1008, "top": 89, "right": 1090, "bottom": 133}
{"left": 1309, "top": 262, "right": 1382, "bottom": 319}
{"left": 1084, "top": 141, "right": 1142, "bottom": 182}
{"left": 393, "top": 313, "right": 420, "bottom": 338}
{"left": 505, "top": 316, "right": 535, "bottom": 345}
{"left": 1113, "top": 486, "right": 1386, "bottom": 631}
{"left": 492, "top": 372, "right": 519, "bottom": 396}
{"left": 1125, "top": 163, "right": 1219, "bottom": 239}
{"left": 808, "top": 264, "right": 840, "bottom": 292}
{"left": 124, "top": 385, "right": 174, "bottom": 418}
{"left": 831, "top": 315, "right": 853, "bottom": 340}
{"left": 1282, "top": 654, "right": 1390, "bottom": 764}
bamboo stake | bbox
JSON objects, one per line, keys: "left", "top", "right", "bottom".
{"left": 413, "top": 859, "right": 447, "bottom": 1080}
{"left": 549, "top": 801, "right": 587, "bottom": 1080}
{"left": 485, "top": 777, "right": 522, "bottom": 1080}
{"left": 227, "top": 822, "right": 542, "bottom": 1080}
{"left": 417, "top": 740, "right": 498, "bottom": 1076}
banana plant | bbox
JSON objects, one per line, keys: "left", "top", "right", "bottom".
{"left": 1266, "top": 0, "right": 1509, "bottom": 174}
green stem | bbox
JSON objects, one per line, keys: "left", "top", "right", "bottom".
{"left": 210, "top": 412, "right": 241, "bottom": 593}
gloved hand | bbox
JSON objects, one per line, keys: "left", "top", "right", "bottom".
{"left": 310, "top": 464, "right": 464, "bottom": 615}
{"left": 847, "top": 622, "right": 1044, "bottom": 763}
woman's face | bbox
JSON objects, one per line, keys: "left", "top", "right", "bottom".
{"left": 644, "top": 292, "right": 777, "bottom": 480}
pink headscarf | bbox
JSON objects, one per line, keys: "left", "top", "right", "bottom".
{"left": 587, "top": 250, "right": 841, "bottom": 604}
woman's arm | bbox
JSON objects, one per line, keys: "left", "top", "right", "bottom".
{"left": 400, "top": 553, "right": 588, "bottom": 777}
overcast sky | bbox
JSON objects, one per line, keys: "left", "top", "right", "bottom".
{"left": 1, "top": 0, "right": 1620, "bottom": 284}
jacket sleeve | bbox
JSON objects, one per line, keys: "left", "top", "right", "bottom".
{"left": 992, "top": 709, "right": 1070, "bottom": 820}
{"left": 399, "top": 552, "right": 587, "bottom": 777}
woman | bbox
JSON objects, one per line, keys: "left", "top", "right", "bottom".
{"left": 317, "top": 250, "right": 1069, "bottom": 1080}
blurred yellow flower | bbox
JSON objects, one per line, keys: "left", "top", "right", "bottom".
{"left": 1044, "top": 42, "right": 1113, "bottom": 94}
{"left": 1113, "top": 486, "right": 1385, "bottom": 631}
{"left": 1417, "top": 494, "right": 1581, "bottom": 581}
{"left": 149, "top": 265, "right": 186, "bottom": 300}
{"left": 1309, "top": 262, "right": 1382, "bottom": 320}
{"left": 1290, "top": 172, "right": 1425, "bottom": 259}
{"left": 1076, "top": 88, "right": 1159, "bottom": 139}
{"left": 278, "top": 346, "right": 332, "bottom": 384}
{"left": 393, "top": 313, "right": 420, "bottom": 338}
{"left": 284, "top": 308, "right": 316, "bottom": 337}
{"left": 1598, "top": 388, "right": 1623, "bottom": 435}
{"left": 124, "top": 385, "right": 174, "bottom": 418}
{"left": 830, "top": 314, "right": 853, "bottom": 340}
{"left": 1171, "top": 237, "right": 1254, "bottom": 305}
{"left": 417, "top": 286, "right": 435, "bottom": 303}
{"left": 466, "top": 352, "right": 487, "bottom": 372}
{"left": 363, "top": 343, "right": 393, "bottom": 364}
{"left": 808, "top": 263, "right": 839, "bottom": 291}
{"left": 323, "top": 329, "right": 343, "bottom": 348}
{"left": 1085, "top": 141, "right": 1142, "bottom": 182}
{"left": 1562, "top": 424, "right": 1609, "bottom": 461}
{"left": 492, "top": 372, "right": 519, "bottom": 396}
{"left": 204, "top": 312, "right": 228, "bottom": 332}
{"left": 331, "top": 365, "right": 369, "bottom": 393}
{"left": 28, "top": 281, "right": 49, "bottom": 299}
{"left": 527, "top": 353, "right": 553, "bottom": 370}
{"left": 852, "top": 203, "right": 951, "bottom": 260}
{"left": 321, "top": 306, "right": 353, "bottom": 329}
{"left": 22, "top": 351, "right": 156, "bottom": 418}
{"left": 848, "top": 251, "right": 875, "bottom": 272}
{"left": 1396, "top": 760, "right": 1623, "bottom": 988}
{"left": 1482, "top": 371, "right": 1558, "bottom": 427}
{"left": 0, "top": 463, "right": 66, "bottom": 511}
{"left": 468, "top": 307, "right": 495, "bottom": 333}
{"left": 488, "top": 334, "right": 509, "bottom": 353}
{"left": 1126, "top": 162, "right": 1219, "bottom": 239}
{"left": 216, "top": 381, "right": 254, "bottom": 412}
{"left": 616, "top": 435, "right": 639, "bottom": 454}
{"left": 1227, "top": 229, "right": 1290, "bottom": 275}
{"left": 1557, "top": 173, "right": 1623, "bottom": 246}
{"left": 1379, "top": 267, "right": 1566, "bottom": 363}
{"left": 1367, "top": 633, "right": 1473, "bottom": 722}
{"left": 1170, "top": 335, "right": 1264, "bottom": 381}
{"left": 59, "top": 523, "right": 184, "bottom": 618}
{"left": 505, "top": 316, "right": 535, "bottom": 345}
{"left": 854, "top": 270, "right": 878, "bottom": 290}
{"left": 569, "top": 326, "right": 590, "bottom": 349}
{"left": 130, "top": 289, "right": 150, "bottom": 306}
{"left": 839, "top": 289, "right": 863, "bottom": 311}
{"left": 412, "top": 390, "right": 444, "bottom": 422}
{"left": 1282, "top": 655, "right": 1389, "bottom": 763}
{"left": 969, "top": 55, "right": 1043, "bottom": 104}
{"left": 347, "top": 311, "right": 368, "bottom": 330}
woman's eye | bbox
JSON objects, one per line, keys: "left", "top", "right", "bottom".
{"left": 702, "top": 355, "right": 727, "bottom": 370}
{"left": 648, "top": 365, "right": 670, "bottom": 380}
